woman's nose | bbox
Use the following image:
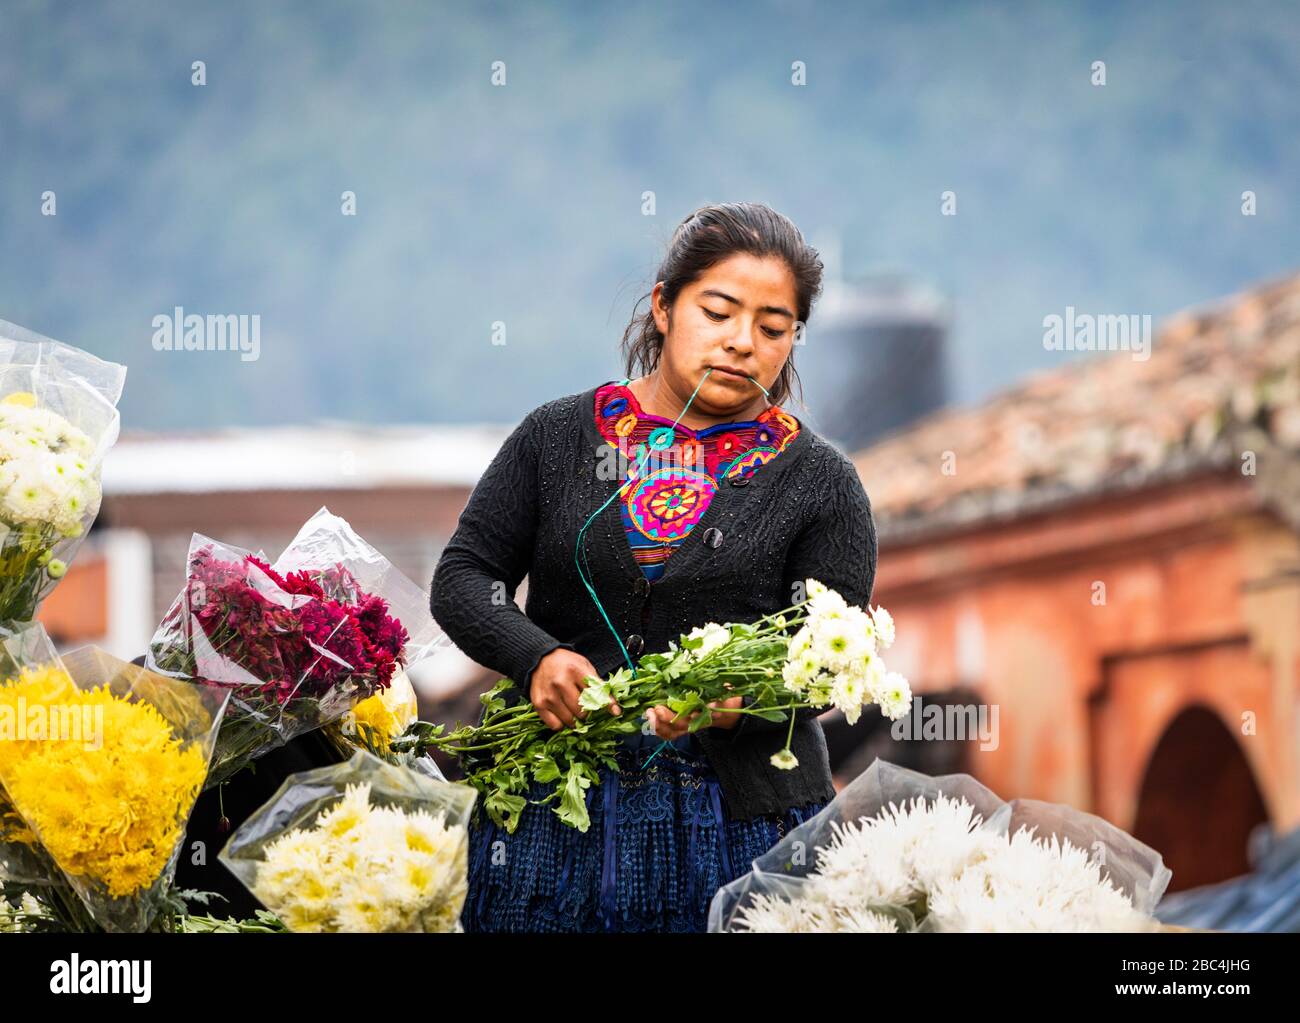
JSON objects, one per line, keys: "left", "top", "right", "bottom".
{"left": 725, "top": 325, "right": 755, "bottom": 352}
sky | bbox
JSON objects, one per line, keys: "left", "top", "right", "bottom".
{"left": 1, "top": 0, "right": 1297, "bottom": 433}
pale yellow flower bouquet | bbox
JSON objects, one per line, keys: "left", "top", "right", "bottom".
{"left": 220, "top": 750, "right": 477, "bottom": 932}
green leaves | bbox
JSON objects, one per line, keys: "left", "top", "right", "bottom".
{"left": 479, "top": 678, "right": 517, "bottom": 716}
{"left": 417, "top": 611, "right": 837, "bottom": 833}
{"left": 487, "top": 678, "right": 517, "bottom": 697}
{"left": 556, "top": 763, "right": 597, "bottom": 832}
{"left": 485, "top": 790, "right": 528, "bottom": 833}
{"left": 664, "top": 693, "right": 701, "bottom": 717}
{"left": 531, "top": 752, "right": 562, "bottom": 783}
{"left": 577, "top": 678, "right": 612, "bottom": 712}
{"left": 606, "top": 665, "right": 635, "bottom": 701}
{"left": 661, "top": 658, "right": 690, "bottom": 682}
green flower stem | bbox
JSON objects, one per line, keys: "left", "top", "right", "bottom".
{"left": 396, "top": 598, "right": 839, "bottom": 832}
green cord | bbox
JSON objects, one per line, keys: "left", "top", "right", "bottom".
{"left": 571, "top": 368, "right": 771, "bottom": 771}
{"left": 574, "top": 369, "right": 716, "bottom": 677}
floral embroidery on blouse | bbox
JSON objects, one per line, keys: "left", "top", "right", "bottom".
{"left": 593, "top": 378, "right": 801, "bottom": 580}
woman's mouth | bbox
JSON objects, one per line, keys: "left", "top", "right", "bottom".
{"left": 708, "top": 365, "right": 748, "bottom": 381}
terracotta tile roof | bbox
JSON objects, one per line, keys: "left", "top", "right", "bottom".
{"left": 852, "top": 270, "right": 1300, "bottom": 541}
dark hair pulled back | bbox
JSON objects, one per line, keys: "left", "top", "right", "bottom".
{"left": 620, "top": 201, "right": 823, "bottom": 407}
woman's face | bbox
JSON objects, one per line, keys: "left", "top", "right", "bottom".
{"left": 651, "top": 252, "right": 799, "bottom": 417}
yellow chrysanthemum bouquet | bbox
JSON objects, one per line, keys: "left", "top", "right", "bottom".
{"left": 0, "top": 621, "right": 227, "bottom": 932}
{"left": 220, "top": 750, "right": 477, "bottom": 932}
{"left": 0, "top": 320, "right": 126, "bottom": 621}
{"left": 325, "top": 665, "right": 421, "bottom": 758}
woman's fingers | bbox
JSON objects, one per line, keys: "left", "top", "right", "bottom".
{"left": 557, "top": 678, "right": 584, "bottom": 722}
{"left": 537, "top": 687, "right": 577, "bottom": 729}
{"left": 536, "top": 677, "right": 622, "bottom": 731}
{"left": 574, "top": 672, "right": 621, "bottom": 717}
{"left": 647, "top": 705, "right": 696, "bottom": 740}
{"left": 706, "top": 695, "right": 744, "bottom": 728}
{"left": 552, "top": 701, "right": 577, "bottom": 728}
{"left": 537, "top": 705, "right": 564, "bottom": 731}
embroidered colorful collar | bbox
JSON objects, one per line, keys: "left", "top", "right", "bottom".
{"left": 593, "top": 378, "right": 800, "bottom": 481}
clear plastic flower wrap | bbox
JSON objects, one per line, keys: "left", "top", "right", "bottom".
{"left": 0, "top": 621, "right": 227, "bottom": 932}
{"left": 145, "top": 506, "right": 445, "bottom": 788}
{"left": 220, "top": 749, "right": 477, "bottom": 932}
{"left": 326, "top": 657, "right": 430, "bottom": 757}
{"left": 0, "top": 620, "right": 55, "bottom": 889}
{"left": 709, "top": 758, "right": 1175, "bottom": 933}
{"left": 0, "top": 319, "right": 127, "bottom": 621}
{"left": 323, "top": 643, "right": 456, "bottom": 780}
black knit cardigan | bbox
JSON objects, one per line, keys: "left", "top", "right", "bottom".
{"left": 429, "top": 381, "right": 878, "bottom": 820}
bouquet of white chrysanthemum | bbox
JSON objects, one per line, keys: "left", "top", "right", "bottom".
{"left": 220, "top": 750, "right": 477, "bottom": 932}
{"left": 710, "top": 760, "right": 1175, "bottom": 933}
{"left": 398, "top": 578, "right": 910, "bottom": 834}
{"left": 0, "top": 320, "right": 126, "bottom": 620}
{"left": 777, "top": 578, "right": 908, "bottom": 727}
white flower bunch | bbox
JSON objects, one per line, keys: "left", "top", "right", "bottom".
{"left": 467, "top": 579, "right": 914, "bottom": 831}
{"left": 0, "top": 891, "right": 47, "bottom": 933}
{"left": 924, "top": 826, "right": 1153, "bottom": 932}
{"left": 731, "top": 793, "right": 1155, "bottom": 933}
{"left": 680, "top": 621, "right": 731, "bottom": 663}
{"left": 779, "top": 578, "right": 910, "bottom": 732}
{"left": 0, "top": 398, "right": 101, "bottom": 538}
{"left": 727, "top": 890, "right": 902, "bottom": 933}
{"left": 252, "top": 781, "right": 469, "bottom": 932}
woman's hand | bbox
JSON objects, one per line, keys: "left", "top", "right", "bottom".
{"left": 646, "top": 695, "right": 745, "bottom": 740}
{"left": 529, "top": 648, "right": 621, "bottom": 730}
{"left": 708, "top": 694, "right": 746, "bottom": 730}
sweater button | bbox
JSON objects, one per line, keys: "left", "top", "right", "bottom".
{"left": 730, "top": 474, "right": 751, "bottom": 487}
{"left": 634, "top": 576, "right": 651, "bottom": 597}
{"left": 625, "top": 634, "right": 645, "bottom": 658}
{"left": 702, "top": 527, "right": 724, "bottom": 549}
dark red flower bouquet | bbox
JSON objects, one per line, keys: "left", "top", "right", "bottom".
{"left": 146, "top": 508, "right": 442, "bottom": 788}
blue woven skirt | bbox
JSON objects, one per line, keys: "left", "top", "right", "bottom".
{"left": 462, "top": 737, "right": 828, "bottom": 933}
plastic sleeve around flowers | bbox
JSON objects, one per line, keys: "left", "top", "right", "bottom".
{"left": 0, "top": 326, "right": 127, "bottom": 622}
{"left": 219, "top": 750, "right": 478, "bottom": 933}
{"left": 429, "top": 405, "right": 575, "bottom": 696}
{"left": 726, "top": 454, "right": 878, "bottom": 741}
{"left": 0, "top": 625, "right": 227, "bottom": 933}
{"left": 707, "top": 759, "right": 1174, "bottom": 932}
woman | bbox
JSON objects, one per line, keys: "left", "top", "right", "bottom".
{"left": 429, "top": 201, "right": 878, "bottom": 933}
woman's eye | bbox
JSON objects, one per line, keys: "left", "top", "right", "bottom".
{"left": 702, "top": 306, "right": 784, "bottom": 338}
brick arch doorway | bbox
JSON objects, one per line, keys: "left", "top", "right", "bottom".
{"left": 1130, "top": 704, "right": 1269, "bottom": 893}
